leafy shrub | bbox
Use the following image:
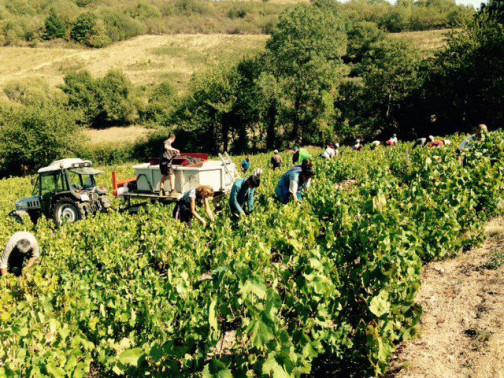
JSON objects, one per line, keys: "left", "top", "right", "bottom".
{"left": 70, "top": 13, "right": 97, "bottom": 45}
{"left": 0, "top": 103, "right": 82, "bottom": 176}
{"left": 60, "top": 69, "right": 137, "bottom": 127}
{"left": 44, "top": 8, "right": 67, "bottom": 39}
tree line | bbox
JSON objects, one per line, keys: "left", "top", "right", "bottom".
{"left": 0, "top": 0, "right": 474, "bottom": 47}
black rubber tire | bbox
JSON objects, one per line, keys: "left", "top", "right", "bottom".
{"left": 53, "top": 198, "right": 85, "bottom": 226}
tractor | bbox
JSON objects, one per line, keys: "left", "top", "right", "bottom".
{"left": 9, "top": 158, "right": 112, "bottom": 226}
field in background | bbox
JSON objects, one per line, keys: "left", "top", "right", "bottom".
{"left": 0, "top": 34, "right": 268, "bottom": 95}
{"left": 389, "top": 28, "right": 454, "bottom": 57}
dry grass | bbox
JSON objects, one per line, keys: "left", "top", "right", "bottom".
{"left": 389, "top": 28, "right": 455, "bottom": 57}
{"left": 84, "top": 126, "right": 154, "bottom": 147}
{"left": 0, "top": 34, "right": 268, "bottom": 94}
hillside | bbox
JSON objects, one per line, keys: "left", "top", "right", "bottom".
{"left": 0, "top": 29, "right": 448, "bottom": 98}
{"left": 0, "top": 34, "right": 267, "bottom": 95}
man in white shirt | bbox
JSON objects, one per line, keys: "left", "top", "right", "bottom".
{"left": 458, "top": 124, "right": 488, "bottom": 154}
{"left": 1, "top": 232, "right": 40, "bottom": 276}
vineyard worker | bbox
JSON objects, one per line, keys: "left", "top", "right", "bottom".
{"left": 275, "top": 160, "right": 315, "bottom": 204}
{"left": 241, "top": 157, "right": 251, "bottom": 174}
{"left": 1, "top": 232, "right": 40, "bottom": 277}
{"left": 413, "top": 135, "right": 435, "bottom": 149}
{"left": 458, "top": 124, "right": 488, "bottom": 153}
{"left": 173, "top": 185, "right": 215, "bottom": 228}
{"left": 271, "top": 150, "right": 283, "bottom": 170}
{"left": 386, "top": 134, "right": 398, "bottom": 146}
{"left": 370, "top": 140, "right": 381, "bottom": 150}
{"left": 159, "top": 133, "right": 180, "bottom": 196}
{"left": 321, "top": 144, "right": 336, "bottom": 159}
{"left": 352, "top": 139, "right": 363, "bottom": 151}
{"left": 292, "top": 147, "right": 311, "bottom": 164}
{"left": 229, "top": 174, "right": 261, "bottom": 219}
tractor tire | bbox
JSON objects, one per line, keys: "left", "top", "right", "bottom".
{"left": 53, "top": 198, "right": 85, "bottom": 226}
{"left": 9, "top": 212, "right": 24, "bottom": 225}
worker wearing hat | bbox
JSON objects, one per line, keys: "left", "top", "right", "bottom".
{"left": 292, "top": 146, "right": 311, "bottom": 165}
{"left": 229, "top": 170, "right": 262, "bottom": 219}
{"left": 386, "top": 134, "right": 398, "bottom": 146}
{"left": 271, "top": 150, "right": 283, "bottom": 170}
{"left": 275, "top": 160, "right": 315, "bottom": 204}
{"left": 1, "top": 232, "right": 40, "bottom": 277}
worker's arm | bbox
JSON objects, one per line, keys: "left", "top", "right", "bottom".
{"left": 24, "top": 242, "right": 40, "bottom": 270}
{"left": 289, "top": 179, "right": 299, "bottom": 202}
{"left": 0, "top": 242, "right": 12, "bottom": 276}
{"left": 204, "top": 198, "right": 215, "bottom": 222}
{"left": 165, "top": 142, "right": 180, "bottom": 154}
{"left": 190, "top": 198, "right": 207, "bottom": 227}
{"left": 25, "top": 257, "right": 38, "bottom": 270}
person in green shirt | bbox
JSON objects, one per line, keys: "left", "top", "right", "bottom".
{"left": 292, "top": 146, "right": 311, "bottom": 165}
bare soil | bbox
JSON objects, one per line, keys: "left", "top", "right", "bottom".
{"left": 390, "top": 218, "right": 504, "bottom": 378}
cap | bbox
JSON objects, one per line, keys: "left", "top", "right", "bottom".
{"left": 274, "top": 149, "right": 279, "bottom": 154}
{"left": 293, "top": 146, "right": 299, "bottom": 151}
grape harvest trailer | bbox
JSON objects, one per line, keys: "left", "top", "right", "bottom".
{"left": 112, "top": 152, "right": 239, "bottom": 210}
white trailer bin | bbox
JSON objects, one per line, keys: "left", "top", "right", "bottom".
{"left": 133, "top": 159, "right": 237, "bottom": 194}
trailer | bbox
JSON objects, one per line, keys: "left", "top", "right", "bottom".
{"left": 112, "top": 152, "right": 239, "bottom": 211}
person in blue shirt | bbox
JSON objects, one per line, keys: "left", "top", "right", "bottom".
{"left": 229, "top": 174, "right": 261, "bottom": 219}
{"left": 275, "top": 160, "right": 315, "bottom": 204}
{"left": 241, "top": 157, "right": 251, "bottom": 174}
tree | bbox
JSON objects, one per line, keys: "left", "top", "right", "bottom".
{"left": 70, "top": 13, "right": 97, "bottom": 45}
{"left": 60, "top": 70, "right": 137, "bottom": 127}
{"left": 419, "top": 5, "right": 504, "bottom": 134}
{"left": 170, "top": 63, "right": 241, "bottom": 153}
{"left": 0, "top": 104, "right": 82, "bottom": 176}
{"left": 338, "top": 38, "right": 422, "bottom": 139}
{"left": 264, "top": 0, "right": 348, "bottom": 145}
{"left": 44, "top": 8, "right": 67, "bottom": 39}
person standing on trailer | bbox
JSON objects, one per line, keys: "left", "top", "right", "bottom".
{"left": 275, "top": 160, "right": 315, "bottom": 204}
{"left": 271, "top": 150, "right": 283, "bottom": 170}
{"left": 1, "top": 232, "right": 40, "bottom": 277}
{"left": 159, "top": 133, "right": 180, "bottom": 196}
{"left": 173, "top": 185, "right": 215, "bottom": 228}
{"left": 229, "top": 173, "right": 261, "bottom": 219}
{"left": 241, "top": 157, "right": 251, "bottom": 174}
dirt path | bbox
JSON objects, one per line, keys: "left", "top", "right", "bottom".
{"left": 390, "top": 218, "right": 504, "bottom": 378}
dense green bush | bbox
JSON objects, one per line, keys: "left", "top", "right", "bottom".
{"left": 0, "top": 103, "right": 82, "bottom": 176}
{"left": 44, "top": 8, "right": 67, "bottom": 39}
{"left": 61, "top": 70, "right": 137, "bottom": 127}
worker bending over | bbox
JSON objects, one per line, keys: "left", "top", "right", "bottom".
{"left": 386, "top": 134, "right": 398, "bottom": 146}
{"left": 275, "top": 160, "right": 315, "bottom": 204}
{"left": 413, "top": 135, "right": 435, "bottom": 149}
{"left": 458, "top": 124, "right": 488, "bottom": 153}
{"left": 173, "top": 185, "right": 215, "bottom": 228}
{"left": 241, "top": 157, "right": 251, "bottom": 174}
{"left": 229, "top": 173, "right": 261, "bottom": 219}
{"left": 321, "top": 144, "right": 336, "bottom": 159}
{"left": 1, "top": 232, "right": 40, "bottom": 277}
{"left": 292, "top": 147, "right": 311, "bottom": 164}
{"left": 271, "top": 150, "right": 283, "bottom": 170}
{"left": 159, "top": 133, "right": 180, "bottom": 196}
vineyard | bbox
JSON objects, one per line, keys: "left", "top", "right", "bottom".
{"left": 1, "top": 133, "right": 504, "bottom": 376}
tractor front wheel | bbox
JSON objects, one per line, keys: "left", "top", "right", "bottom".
{"left": 53, "top": 198, "right": 85, "bottom": 226}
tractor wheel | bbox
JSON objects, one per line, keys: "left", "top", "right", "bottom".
{"left": 10, "top": 212, "right": 24, "bottom": 225}
{"left": 53, "top": 198, "right": 85, "bottom": 226}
